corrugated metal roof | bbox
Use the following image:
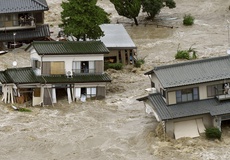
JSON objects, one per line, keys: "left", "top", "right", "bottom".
{"left": 146, "top": 55, "right": 230, "bottom": 88}
{"left": 0, "top": 0, "right": 48, "bottom": 14}
{"left": 0, "top": 24, "right": 50, "bottom": 42}
{"left": 99, "top": 24, "right": 137, "bottom": 49}
{"left": 27, "top": 41, "right": 110, "bottom": 55}
{"left": 38, "top": 73, "right": 112, "bottom": 83}
{"left": 147, "top": 93, "right": 230, "bottom": 120}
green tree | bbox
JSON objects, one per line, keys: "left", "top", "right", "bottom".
{"left": 60, "top": 0, "right": 110, "bottom": 41}
{"left": 142, "top": 0, "right": 176, "bottom": 19}
{"left": 110, "top": 0, "right": 141, "bottom": 26}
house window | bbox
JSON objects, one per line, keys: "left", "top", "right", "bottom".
{"left": 176, "top": 87, "right": 199, "bottom": 103}
{"left": 72, "top": 61, "right": 95, "bottom": 74}
{"left": 5, "top": 14, "right": 11, "bottom": 21}
{"left": 50, "top": 61, "right": 65, "bottom": 75}
{"left": 0, "top": 15, "right": 4, "bottom": 27}
{"left": 207, "top": 84, "right": 224, "bottom": 97}
{"left": 160, "top": 88, "right": 166, "bottom": 98}
{"left": 34, "top": 88, "right": 41, "bottom": 97}
{"left": 86, "top": 88, "right": 96, "bottom": 98}
{"left": 33, "top": 60, "right": 40, "bottom": 69}
{"left": 151, "top": 81, "right": 155, "bottom": 88}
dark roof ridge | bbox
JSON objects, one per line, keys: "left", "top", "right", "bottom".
{"left": 32, "top": 40, "right": 100, "bottom": 44}
{"left": 32, "top": 0, "right": 48, "bottom": 8}
{"left": 154, "top": 55, "right": 230, "bottom": 71}
{"left": 6, "top": 67, "right": 32, "bottom": 71}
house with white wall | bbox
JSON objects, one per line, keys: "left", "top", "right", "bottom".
{"left": 137, "top": 55, "right": 230, "bottom": 139}
{"left": 0, "top": 41, "right": 111, "bottom": 106}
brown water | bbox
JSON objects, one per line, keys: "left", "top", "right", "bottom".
{"left": 1, "top": 0, "right": 230, "bottom": 159}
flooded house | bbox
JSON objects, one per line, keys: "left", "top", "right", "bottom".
{"left": 99, "top": 24, "right": 137, "bottom": 65}
{"left": 0, "top": 41, "right": 111, "bottom": 106}
{"left": 0, "top": 0, "right": 50, "bottom": 49}
{"left": 137, "top": 55, "right": 230, "bottom": 139}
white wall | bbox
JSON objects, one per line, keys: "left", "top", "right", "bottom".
{"left": 30, "top": 49, "right": 104, "bottom": 76}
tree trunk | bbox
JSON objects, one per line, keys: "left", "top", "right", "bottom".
{"left": 133, "top": 17, "right": 138, "bottom": 26}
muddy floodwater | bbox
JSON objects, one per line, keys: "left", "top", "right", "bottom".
{"left": 1, "top": 0, "right": 230, "bottom": 159}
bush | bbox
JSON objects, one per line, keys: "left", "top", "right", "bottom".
{"left": 205, "top": 127, "right": 221, "bottom": 140}
{"left": 183, "top": 14, "right": 194, "bottom": 26}
{"left": 134, "top": 59, "right": 145, "bottom": 68}
{"left": 175, "top": 44, "right": 197, "bottom": 60}
{"left": 106, "top": 63, "right": 123, "bottom": 70}
{"left": 18, "top": 108, "right": 32, "bottom": 112}
{"left": 175, "top": 50, "right": 190, "bottom": 60}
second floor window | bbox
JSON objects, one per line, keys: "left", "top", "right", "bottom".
{"left": 176, "top": 87, "right": 199, "bottom": 103}
{"left": 72, "top": 61, "right": 95, "bottom": 74}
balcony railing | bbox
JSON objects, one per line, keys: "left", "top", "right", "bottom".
{"left": 215, "top": 88, "right": 230, "bottom": 101}
{"left": 0, "top": 19, "right": 36, "bottom": 31}
{"left": 72, "top": 69, "right": 97, "bottom": 74}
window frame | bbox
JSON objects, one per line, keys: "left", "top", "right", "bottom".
{"left": 176, "top": 87, "right": 199, "bottom": 103}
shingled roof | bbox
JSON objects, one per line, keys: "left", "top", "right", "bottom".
{"left": 26, "top": 41, "right": 110, "bottom": 55}
{"left": 0, "top": 24, "right": 50, "bottom": 42}
{"left": 145, "top": 55, "right": 230, "bottom": 88}
{"left": 0, "top": 0, "right": 49, "bottom": 14}
{"left": 139, "top": 93, "right": 230, "bottom": 120}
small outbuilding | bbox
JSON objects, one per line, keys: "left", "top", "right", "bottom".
{"left": 100, "top": 24, "right": 137, "bottom": 65}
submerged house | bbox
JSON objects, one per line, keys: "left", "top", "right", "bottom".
{"left": 0, "top": 0, "right": 50, "bottom": 48}
{"left": 137, "top": 55, "right": 230, "bottom": 139}
{"left": 0, "top": 41, "right": 111, "bottom": 106}
{"left": 99, "top": 24, "right": 137, "bottom": 65}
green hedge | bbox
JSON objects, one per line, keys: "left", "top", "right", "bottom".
{"left": 205, "top": 127, "right": 221, "bottom": 140}
{"left": 105, "top": 63, "right": 123, "bottom": 70}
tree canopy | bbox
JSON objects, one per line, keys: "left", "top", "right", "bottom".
{"left": 111, "top": 0, "right": 176, "bottom": 25}
{"left": 142, "top": 0, "right": 176, "bottom": 19}
{"left": 110, "top": 0, "right": 141, "bottom": 26}
{"left": 60, "top": 0, "right": 110, "bottom": 41}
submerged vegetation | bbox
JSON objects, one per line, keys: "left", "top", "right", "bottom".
{"left": 175, "top": 44, "right": 197, "bottom": 60}
{"left": 183, "top": 14, "right": 194, "bottom": 26}
{"left": 205, "top": 127, "right": 222, "bottom": 140}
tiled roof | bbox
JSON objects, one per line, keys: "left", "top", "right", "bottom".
{"left": 145, "top": 55, "right": 230, "bottom": 88}
{"left": 0, "top": 71, "right": 12, "bottom": 83}
{"left": 145, "top": 93, "right": 230, "bottom": 120}
{"left": 26, "top": 41, "right": 110, "bottom": 55}
{"left": 0, "top": 67, "right": 111, "bottom": 84}
{"left": 0, "top": 0, "right": 49, "bottom": 14}
{"left": 38, "top": 73, "right": 112, "bottom": 83}
{"left": 0, "top": 24, "right": 50, "bottom": 42}
{"left": 1, "top": 67, "right": 39, "bottom": 84}
{"left": 100, "top": 24, "right": 137, "bottom": 49}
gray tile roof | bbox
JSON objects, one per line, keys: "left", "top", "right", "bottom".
{"left": 145, "top": 93, "right": 230, "bottom": 120}
{"left": 0, "top": 0, "right": 49, "bottom": 14}
{"left": 0, "top": 24, "right": 50, "bottom": 42}
{"left": 26, "top": 41, "right": 110, "bottom": 55}
{"left": 145, "top": 55, "right": 230, "bottom": 88}
{"left": 100, "top": 24, "right": 137, "bottom": 49}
